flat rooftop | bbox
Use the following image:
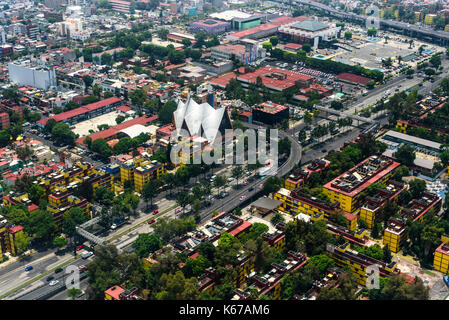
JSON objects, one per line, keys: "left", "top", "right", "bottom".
{"left": 324, "top": 156, "right": 401, "bottom": 198}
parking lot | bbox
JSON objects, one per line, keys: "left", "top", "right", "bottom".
{"left": 333, "top": 39, "right": 416, "bottom": 70}
{"left": 72, "top": 111, "right": 125, "bottom": 137}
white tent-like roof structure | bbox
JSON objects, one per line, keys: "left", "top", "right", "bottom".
{"left": 120, "top": 124, "right": 157, "bottom": 138}
{"left": 173, "top": 96, "right": 229, "bottom": 143}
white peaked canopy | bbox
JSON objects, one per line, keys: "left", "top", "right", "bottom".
{"left": 173, "top": 96, "right": 227, "bottom": 143}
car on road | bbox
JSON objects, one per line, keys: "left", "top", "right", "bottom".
{"left": 46, "top": 276, "right": 54, "bottom": 282}
{"left": 227, "top": 177, "right": 234, "bottom": 182}
{"left": 110, "top": 223, "right": 117, "bottom": 230}
{"left": 148, "top": 219, "right": 156, "bottom": 224}
{"left": 248, "top": 187, "right": 254, "bottom": 192}
{"left": 49, "top": 280, "right": 59, "bottom": 286}
{"left": 242, "top": 180, "right": 249, "bottom": 185}
{"left": 321, "top": 149, "right": 327, "bottom": 153}
{"left": 219, "top": 191, "right": 229, "bottom": 198}
{"left": 152, "top": 210, "right": 159, "bottom": 215}
{"left": 25, "top": 265, "right": 33, "bottom": 271}
{"left": 175, "top": 208, "right": 182, "bottom": 213}
{"left": 76, "top": 245, "right": 83, "bottom": 251}
{"left": 259, "top": 183, "right": 263, "bottom": 189}
{"left": 54, "top": 267, "right": 63, "bottom": 273}
{"left": 79, "top": 265, "right": 88, "bottom": 272}
{"left": 240, "top": 195, "right": 247, "bottom": 201}
{"left": 81, "top": 251, "right": 94, "bottom": 259}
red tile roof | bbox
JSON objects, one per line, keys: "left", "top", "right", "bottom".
{"left": 209, "top": 72, "right": 237, "bottom": 88}
{"left": 9, "top": 225, "right": 24, "bottom": 234}
{"left": 38, "top": 97, "right": 121, "bottom": 126}
{"left": 284, "top": 43, "right": 303, "bottom": 50}
{"left": 237, "top": 66, "right": 312, "bottom": 91}
{"left": 105, "top": 285, "right": 125, "bottom": 300}
{"left": 228, "top": 220, "right": 252, "bottom": 236}
{"left": 336, "top": 73, "right": 372, "bottom": 85}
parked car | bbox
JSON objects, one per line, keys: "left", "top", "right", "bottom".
{"left": 240, "top": 195, "right": 247, "bottom": 201}
{"left": 81, "top": 251, "right": 94, "bottom": 259}
{"left": 25, "top": 265, "right": 33, "bottom": 271}
{"left": 175, "top": 208, "right": 182, "bottom": 213}
{"left": 152, "top": 210, "right": 159, "bottom": 215}
{"left": 46, "top": 276, "right": 54, "bottom": 282}
{"left": 76, "top": 245, "right": 83, "bottom": 251}
{"left": 248, "top": 187, "right": 254, "bottom": 192}
{"left": 49, "top": 280, "right": 59, "bottom": 286}
{"left": 78, "top": 265, "right": 88, "bottom": 272}
{"left": 148, "top": 219, "right": 156, "bottom": 224}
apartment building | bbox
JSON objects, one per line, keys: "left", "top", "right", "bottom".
{"left": 433, "top": 235, "right": 449, "bottom": 274}
{"left": 47, "top": 190, "right": 91, "bottom": 227}
{"left": 323, "top": 156, "right": 401, "bottom": 213}
{"left": 0, "top": 216, "right": 25, "bottom": 261}
{"left": 326, "top": 243, "right": 400, "bottom": 286}
{"left": 119, "top": 157, "right": 165, "bottom": 190}
{"left": 383, "top": 217, "right": 408, "bottom": 253}
{"left": 274, "top": 187, "right": 357, "bottom": 231}
{"left": 359, "top": 180, "right": 405, "bottom": 229}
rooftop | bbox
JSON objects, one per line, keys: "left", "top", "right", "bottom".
{"left": 289, "top": 19, "right": 329, "bottom": 32}
{"left": 324, "top": 156, "right": 401, "bottom": 197}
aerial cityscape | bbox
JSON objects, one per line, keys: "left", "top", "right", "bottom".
{"left": 1, "top": 0, "right": 449, "bottom": 305}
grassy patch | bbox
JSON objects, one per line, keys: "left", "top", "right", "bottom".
{"left": 422, "top": 269, "right": 437, "bottom": 277}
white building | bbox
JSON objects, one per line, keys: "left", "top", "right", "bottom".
{"left": 8, "top": 60, "right": 57, "bottom": 90}
{"left": 278, "top": 19, "right": 341, "bottom": 50}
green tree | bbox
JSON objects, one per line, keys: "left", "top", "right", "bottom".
{"left": 142, "top": 179, "right": 160, "bottom": 209}
{"left": 53, "top": 236, "right": 67, "bottom": 249}
{"left": 383, "top": 244, "right": 392, "bottom": 263}
{"left": 14, "top": 231, "right": 31, "bottom": 255}
{"left": 158, "top": 100, "right": 178, "bottom": 125}
{"left": 269, "top": 36, "right": 279, "bottom": 46}
{"left": 82, "top": 75, "right": 93, "bottom": 90}
{"left": 395, "top": 145, "right": 415, "bottom": 166}
{"left": 67, "top": 287, "right": 83, "bottom": 300}
{"left": 132, "top": 233, "right": 162, "bottom": 258}
{"left": 270, "top": 212, "right": 285, "bottom": 226}
{"left": 28, "top": 184, "right": 44, "bottom": 205}
{"left": 51, "top": 122, "right": 76, "bottom": 145}
{"left": 409, "top": 179, "right": 426, "bottom": 199}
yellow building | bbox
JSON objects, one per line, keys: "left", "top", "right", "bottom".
{"left": 383, "top": 218, "right": 407, "bottom": 253}
{"left": 119, "top": 157, "right": 165, "bottom": 191}
{"left": 323, "top": 156, "right": 400, "bottom": 213}
{"left": 425, "top": 14, "right": 436, "bottom": 25}
{"left": 0, "top": 215, "right": 25, "bottom": 260}
{"left": 359, "top": 181, "right": 405, "bottom": 229}
{"left": 327, "top": 243, "right": 400, "bottom": 286}
{"left": 134, "top": 161, "right": 165, "bottom": 192}
{"left": 395, "top": 121, "right": 408, "bottom": 133}
{"left": 47, "top": 190, "right": 91, "bottom": 227}
{"left": 433, "top": 235, "right": 449, "bottom": 274}
{"left": 275, "top": 188, "right": 357, "bottom": 231}
{"left": 414, "top": 11, "right": 422, "bottom": 23}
